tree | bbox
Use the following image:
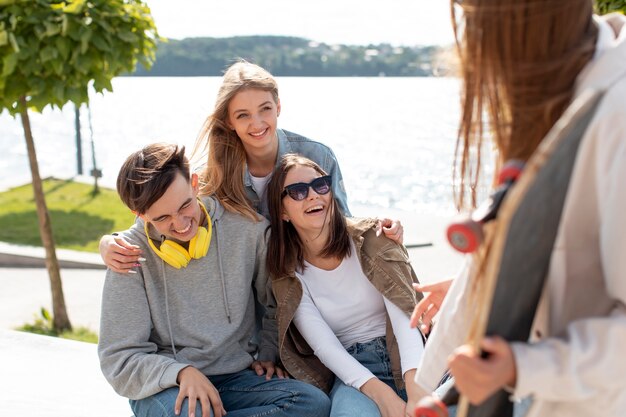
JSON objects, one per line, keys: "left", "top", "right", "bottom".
{"left": 595, "top": 0, "right": 626, "bottom": 14}
{"left": 0, "top": 0, "right": 158, "bottom": 331}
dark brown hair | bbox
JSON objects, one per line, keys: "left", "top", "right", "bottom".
{"left": 452, "top": 0, "right": 597, "bottom": 209}
{"left": 116, "top": 143, "right": 190, "bottom": 214}
{"left": 266, "top": 154, "right": 351, "bottom": 278}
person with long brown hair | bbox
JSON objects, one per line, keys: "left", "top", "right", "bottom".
{"left": 267, "top": 154, "right": 426, "bottom": 417}
{"left": 98, "top": 60, "right": 403, "bottom": 273}
{"left": 411, "top": 1, "right": 626, "bottom": 416}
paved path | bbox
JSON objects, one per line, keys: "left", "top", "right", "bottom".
{"left": 0, "top": 329, "right": 131, "bottom": 416}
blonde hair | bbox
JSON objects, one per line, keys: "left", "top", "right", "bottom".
{"left": 452, "top": 0, "right": 597, "bottom": 209}
{"left": 192, "top": 60, "right": 279, "bottom": 221}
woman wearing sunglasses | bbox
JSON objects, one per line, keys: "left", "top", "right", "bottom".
{"left": 99, "top": 60, "right": 403, "bottom": 273}
{"left": 266, "top": 154, "right": 426, "bottom": 417}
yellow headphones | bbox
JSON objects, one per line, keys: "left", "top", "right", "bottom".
{"left": 144, "top": 199, "right": 212, "bottom": 269}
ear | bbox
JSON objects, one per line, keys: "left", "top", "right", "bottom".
{"left": 282, "top": 212, "right": 290, "bottom": 223}
{"left": 191, "top": 173, "right": 200, "bottom": 196}
{"left": 276, "top": 98, "right": 281, "bottom": 117}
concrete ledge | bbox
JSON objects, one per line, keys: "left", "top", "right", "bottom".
{"left": 0, "top": 242, "right": 105, "bottom": 269}
{"left": 0, "top": 329, "right": 130, "bottom": 416}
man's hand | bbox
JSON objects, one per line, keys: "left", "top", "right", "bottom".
{"left": 447, "top": 336, "right": 517, "bottom": 405}
{"left": 176, "top": 366, "right": 226, "bottom": 417}
{"left": 250, "top": 360, "right": 288, "bottom": 380}
{"left": 376, "top": 218, "right": 404, "bottom": 244}
{"left": 409, "top": 279, "right": 453, "bottom": 335}
{"left": 99, "top": 234, "right": 143, "bottom": 274}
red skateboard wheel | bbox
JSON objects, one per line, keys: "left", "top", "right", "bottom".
{"left": 447, "top": 220, "right": 483, "bottom": 253}
{"left": 414, "top": 396, "right": 449, "bottom": 417}
{"left": 498, "top": 160, "right": 524, "bottom": 185}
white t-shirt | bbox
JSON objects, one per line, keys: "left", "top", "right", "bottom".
{"left": 293, "top": 241, "right": 424, "bottom": 389}
{"left": 250, "top": 173, "right": 271, "bottom": 201}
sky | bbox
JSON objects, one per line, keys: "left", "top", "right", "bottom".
{"left": 145, "top": 0, "right": 455, "bottom": 47}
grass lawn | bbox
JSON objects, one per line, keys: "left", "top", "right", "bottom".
{"left": 0, "top": 178, "right": 135, "bottom": 253}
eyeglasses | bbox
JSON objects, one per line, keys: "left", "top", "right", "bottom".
{"left": 281, "top": 175, "right": 332, "bottom": 201}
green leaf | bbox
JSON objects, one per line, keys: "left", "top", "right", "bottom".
{"left": 9, "top": 15, "right": 18, "bottom": 31}
{"left": 39, "top": 45, "right": 58, "bottom": 63}
{"left": 0, "top": 0, "right": 17, "bottom": 6}
{"left": 41, "top": 307, "right": 51, "bottom": 322}
{"left": 8, "top": 32, "right": 19, "bottom": 52}
{"left": 55, "top": 37, "right": 71, "bottom": 60}
{"left": 51, "top": 58, "right": 64, "bottom": 76}
{"left": 0, "top": 30, "right": 7, "bottom": 47}
{"left": 44, "top": 21, "right": 62, "bottom": 37}
{"left": 2, "top": 53, "right": 18, "bottom": 76}
{"left": 52, "top": 82, "right": 64, "bottom": 103}
{"left": 117, "top": 30, "right": 138, "bottom": 43}
{"left": 66, "top": 86, "right": 86, "bottom": 103}
{"left": 91, "top": 33, "right": 110, "bottom": 51}
{"left": 61, "top": 14, "right": 68, "bottom": 36}
{"left": 93, "top": 75, "right": 112, "bottom": 93}
{"left": 80, "top": 28, "right": 91, "bottom": 54}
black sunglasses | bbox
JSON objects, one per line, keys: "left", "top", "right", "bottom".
{"left": 281, "top": 175, "right": 332, "bottom": 201}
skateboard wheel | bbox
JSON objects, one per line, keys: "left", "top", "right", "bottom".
{"left": 447, "top": 220, "right": 483, "bottom": 253}
{"left": 498, "top": 159, "right": 524, "bottom": 185}
{"left": 414, "top": 396, "right": 449, "bottom": 417}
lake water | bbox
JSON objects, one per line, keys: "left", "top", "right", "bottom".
{"left": 0, "top": 77, "right": 492, "bottom": 215}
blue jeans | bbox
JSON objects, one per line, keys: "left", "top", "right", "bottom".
{"left": 329, "top": 337, "right": 406, "bottom": 417}
{"left": 130, "top": 368, "right": 330, "bottom": 417}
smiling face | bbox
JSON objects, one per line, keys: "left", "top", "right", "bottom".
{"left": 227, "top": 88, "right": 281, "bottom": 154}
{"left": 281, "top": 165, "right": 332, "bottom": 236}
{"left": 139, "top": 173, "right": 202, "bottom": 243}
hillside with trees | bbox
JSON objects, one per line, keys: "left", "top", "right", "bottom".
{"left": 132, "top": 36, "right": 441, "bottom": 77}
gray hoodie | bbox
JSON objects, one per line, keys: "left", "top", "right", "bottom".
{"left": 98, "top": 196, "right": 276, "bottom": 400}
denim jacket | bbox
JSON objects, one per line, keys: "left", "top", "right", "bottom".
{"left": 272, "top": 217, "right": 422, "bottom": 393}
{"left": 244, "top": 128, "right": 351, "bottom": 219}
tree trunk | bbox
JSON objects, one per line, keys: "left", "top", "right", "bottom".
{"left": 19, "top": 96, "right": 72, "bottom": 332}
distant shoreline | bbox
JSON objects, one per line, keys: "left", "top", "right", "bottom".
{"left": 131, "top": 35, "right": 446, "bottom": 77}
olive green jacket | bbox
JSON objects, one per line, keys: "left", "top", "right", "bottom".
{"left": 272, "top": 217, "right": 422, "bottom": 393}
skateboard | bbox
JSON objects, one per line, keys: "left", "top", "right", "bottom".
{"left": 415, "top": 87, "right": 605, "bottom": 417}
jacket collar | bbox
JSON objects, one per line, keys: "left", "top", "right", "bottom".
{"left": 346, "top": 217, "right": 378, "bottom": 253}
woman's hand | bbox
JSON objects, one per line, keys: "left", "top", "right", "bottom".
{"left": 99, "top": 234, "right": 143, "bottom": 274}
{"left": 403, "top": 369, "right": 428, "bottom": 417}
{"left": 447, "top": 336, "right": 517, "bottom": 405}
{"left": 377, "top": 218, "right": 404, "bottom": 244}
{"left": 409, "top": 279, "right": 453, "bottom": 335}
{"left": 360, "top": 377, "right": 406, "bottom": 417}
{"left": 250, "top": 360, "right": 289, "bottom": 380}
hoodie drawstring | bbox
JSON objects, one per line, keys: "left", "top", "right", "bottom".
{"left": 159, "top": 234, "right": 179, "bottom": 360}
{"left": 214, "top": 219, "right": 232, "bottom": 323}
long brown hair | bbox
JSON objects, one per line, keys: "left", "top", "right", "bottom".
{"left": 192, "top": 60, "right": 280, "bottom": 221}
{"left": 266, "top": 154, "right": 351, "bottom": 278}
{"left": 452, "top": 0, "right": 597, "bottom": 209}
